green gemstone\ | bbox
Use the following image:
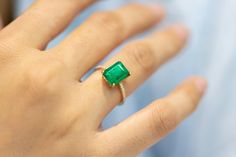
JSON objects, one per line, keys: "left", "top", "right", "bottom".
{"left": 103, "top": 61, "right": 130, "bottom": 86}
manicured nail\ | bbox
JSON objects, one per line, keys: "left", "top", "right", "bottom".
{"left": 194, "top": 78, "right": 208, "bottom": 94}
{"left": 171, "top": 24, "right": 189, "bottom": 42}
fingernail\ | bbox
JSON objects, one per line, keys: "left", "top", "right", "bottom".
{"left": 171, "top": 24, "right": 189, "bottom": 42}
{"left": 194, "top": 78, "right": 208, "bottom": 94}
{"left": 147, "top": 5, "right": 166, "bottom": 17}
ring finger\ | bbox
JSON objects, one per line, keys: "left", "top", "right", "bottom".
{"left": 84, "top": 25, "right": 189, "bottom": 124}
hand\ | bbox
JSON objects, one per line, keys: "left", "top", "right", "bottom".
{"left": 0, "top": 1, "right": 207, "bottom": 157}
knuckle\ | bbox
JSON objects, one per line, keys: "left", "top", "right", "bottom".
{"left": 23, "top": 58, "right": 64, "bottom": 95}
{"left": 160, "top": 31, "right": 182, "bottom": 54}
{"left": 149, "top": 100, "right": 178, "bottom": 136}
{"left": 125, "top": 41, "right": 156, "bottom": 72}
{"left": 91, "top": 11, "right": 124, "bottom": 38}
{"left": 24, "top": 67, "right": 52, "bottom": 94}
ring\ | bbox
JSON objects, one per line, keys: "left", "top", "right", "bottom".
{"left": 95, "top": 61, "right": 130, "bottom": 104}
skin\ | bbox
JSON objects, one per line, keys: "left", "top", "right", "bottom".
{"left": 0, "top": 1, "right": 207, "bottom": 157}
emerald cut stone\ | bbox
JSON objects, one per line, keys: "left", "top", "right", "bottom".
{"left": 103, "top": 61, "right": 130, "bottom": 86}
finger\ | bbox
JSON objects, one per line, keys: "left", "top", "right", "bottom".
{"left": 0, "top": 0, "right": 95, "bottom": 49}
{"left": 52, "top": 4, "right": 165, "bottom": 79}
{"left": 96, "top": 77, "right": 207, "bottom": 157}
{"left": 85, "top": 25, "right": 189, "bottom": 122}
